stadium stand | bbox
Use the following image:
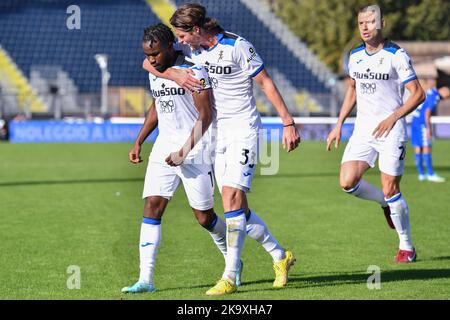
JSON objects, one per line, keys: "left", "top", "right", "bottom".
{"left": 0, "top": 0, "right": 339, "bottom": 117}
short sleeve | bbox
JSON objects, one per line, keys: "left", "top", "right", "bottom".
{"left": 191, "top": 65, "right": 211, "bottom": 91}
{"left": 393, "top": 49, "right": 417, "bottom": 85}
{"left": 234, "top": 38, "right": 264, "bottom": 78}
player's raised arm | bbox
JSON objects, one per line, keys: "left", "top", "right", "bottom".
{"left": 129, "top": 101, "right": 158, "bottom": 164}
{"left": 372, "top": 79, "right": 425, "bottom": 139}
{"left": 143, "top": 58, "right": 202, "bottom": 92}
{"left": 253, "top": 69, "right": 300, "bottom": 153}
{"left": 326, "top": 78, "right": 357, "bottom": 151}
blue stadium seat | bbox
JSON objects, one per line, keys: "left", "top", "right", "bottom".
{"left": 0, "top": 0, "right": 160, "bottom": 92}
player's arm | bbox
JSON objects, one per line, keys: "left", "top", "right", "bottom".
{"left": 253, "top": 68, "right": 300, "bottom": 152}
{"left": 372, "top": 79, "right": 425, "bottom": 139}
{"left": 425, "top": 107, "right": 433, "bottom": 140}
{"left": 129, "top": 100, "right": 158, "bottom": 164}
{"left": 165, "top": 89, "right": 213, "bottom": 166}
{"left": 143, "top": 59, "right": 202, "bottom": 92}
{"left": 326, "top": 78, "right": 357, "bottom": 150}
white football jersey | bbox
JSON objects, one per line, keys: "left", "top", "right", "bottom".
{"left": 177, "top": 32, "right": 264, "bottom": 130}
{"left": 348, "top": 40, "right": 417, "bottom": 141}
{"left": 148, "top": 54, "right": 211, "bottom": 162}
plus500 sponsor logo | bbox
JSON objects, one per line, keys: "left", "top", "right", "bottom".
{"left": 152, "top": 87, "right": 186, "bottom": 97}
{"left": 353, "top": 71, "right": 389, "bottom": 80}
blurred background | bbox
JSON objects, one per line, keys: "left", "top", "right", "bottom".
{"left": 0, "top": 0, "right": 449, "bottom": 142}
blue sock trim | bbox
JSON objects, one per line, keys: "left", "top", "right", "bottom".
{"left": 224, "top": 208, "right": 245, "bottom": 219}
{"left": 142, "top": 217, "right": 161, "bottom": 225}
{"left": 205, "top": 215, "right": 218, "bottom": 231}
{"left": 385, "top": 193, "right": 402, "bottom": 203}
{"left": 344, "top": 181, "right": 361, "bottom": 194}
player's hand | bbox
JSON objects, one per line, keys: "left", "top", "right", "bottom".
{"left": 282, "top": 125, "right": 301, "bottom": 152}
{"left": 372, "top": 114, "right": 397, "bottom": 139}
{"left": 143, "top": 59, "right": 152, "bottom": 72}
{"left": 165, "top": 149, "right": 185, "bottom": 167}
{"left": 326, "top": 126, "right": 342, "bottom": 151}
{"left": 172, "top": 68, "right": 203, "bottom": 92}
{"left": 129, "top": 144, "right": 142, "bottom": 164}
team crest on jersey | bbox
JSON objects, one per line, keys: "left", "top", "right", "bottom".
{"left": 217, "top": 50, "right": 224, "bottom": 62}
{"left": 378, "top": 58, "right": 384, "bottom": 67}
{"left": 247, "top": 47, "right": 257, "bottom": 63}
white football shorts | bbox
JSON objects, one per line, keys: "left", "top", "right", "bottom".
{"left": 142, "top": 160, "right": 215, "bottom": 211}
{"left": 213, "top": 127, "right": 259, "bottom": 193}
{"left": 341, "top": 135, "right": 407, "bottom": 176}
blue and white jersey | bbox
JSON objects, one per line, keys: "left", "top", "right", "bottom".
{"left": 348, "top": 40, "right": 417, "bottom": 141}
{"left": 411, "top": 88, "right": 440, "bottom": 127}
{"left": 177, "top": 32, "right": 264, "bottom": 130}
{"left": 148, "top": 53, "right": 211, "bottom": 162}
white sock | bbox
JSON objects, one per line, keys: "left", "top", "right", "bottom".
{"left": 204, "top": 214, "right": 227, "bottom": 258}
{"left": 344, "top": 180, "right": 387, "bottom": 207}
{"left": 246, "top": 210, "right": 285, "bottom": 262}
{"left": 222, "top": 209, "right": 247, "bottom": 283}
{"left": 138, "top": 217, "right": 161, "bottom": 285}
{"left": 386, "top": 193, "right": 414, "bottom": 251}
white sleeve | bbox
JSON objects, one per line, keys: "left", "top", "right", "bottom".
{"left": 393, "top": 49, "right": 417, "bottom": 84}
{"left": 191, "top": 65, "right": 211, "bottom": 91}
{"left": 234, "top": 38, "right": 264, "bottom": 78}
{"left": 348, "top": 54, "right": 355, "bottom": 79}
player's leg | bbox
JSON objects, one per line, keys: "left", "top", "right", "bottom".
{"left": 122, "top": 196, "right": 168, "bottom": 293}
{"left": 379, "top": 141, "right": 416, "bottom": 263}
{"left": 423, "top": 146, "right": 445, "bottom": 182}
{"left": 191, "top": 208, "right": 227, "bottom": 258}
{"left": 340, "top": 138, "right": 393, "bottom": 228}
{"left": 414, "top": 147, "right": 426, "bottom": 180}
{"left": 411, "top": 125, "right": 426, "bottom": 180}
{"left": 214, "top": 130, "right": 295, "bottom": 290}
{"left": 122, "top": 162, "right": 179, "bottom": 293}
{"left": 179, "top": 162, "right": 228, "bottom": 259}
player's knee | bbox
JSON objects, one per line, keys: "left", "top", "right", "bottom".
{"left": 143, "top": 197, "right": 165, "bottom": 218}
{"left": 340, "top": 178, "right": 359, "bottom": 191}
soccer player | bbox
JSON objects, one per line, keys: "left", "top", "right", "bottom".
{"left": 326, "top": 5, "right": 425, "bottom": 263}
{"left": 411, "top": 85, "right": 450, "bottom": 182}
{"left": 122, "top": 23, "right": 235, "bottom": 293}
{"left": 144, "top": 4, "right": 300, "bottom": 295}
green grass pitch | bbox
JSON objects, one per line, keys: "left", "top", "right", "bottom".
{"left": 1, "top": 141, "right": 449, "bottom": 300}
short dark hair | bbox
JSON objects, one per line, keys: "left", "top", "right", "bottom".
{"left": 358, "top": 4, "right": 383, "bottom": 18}
{"left": 142, "top": 23, "right": 175, "bottom": 47}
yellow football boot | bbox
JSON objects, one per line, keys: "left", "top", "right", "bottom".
{"left": 273, "top": 250, "right": 296, "bottom": 288}
{"left": 206, "top": 278, "right": 237, "bottom": 296}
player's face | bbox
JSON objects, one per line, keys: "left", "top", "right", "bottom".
{"left": 142, "top": 40, "right": 173, "bottom": 73}
{"left": 174, "top": 27, "right": 202, "bottom": 49}
{"left": 358, "top": 11, "right": 381, "bottom": 42}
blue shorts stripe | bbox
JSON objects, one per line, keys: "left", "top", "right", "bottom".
{"left": 142, "top": 217, "right": 161, "bottom": 225}
{"left": 224, "top": 208, "right": 245, "bottom": 219}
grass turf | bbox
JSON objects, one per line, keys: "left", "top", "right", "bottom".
{"left": 0, "top": 141, "right": 449, "bottom": 299}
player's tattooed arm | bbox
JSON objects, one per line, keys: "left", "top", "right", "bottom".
{"left": 372, "top": 79, "right": 425, "bottom": 139}
{"left": 165, "top": 89, "right": 213, "bottom": 166}
{"left": 129, "top": 101, "right": 158, "bottom": 164}
{"left": 253, "top": 68, "right": 301, "bottom": 152}
{"left": 327, "top": 78, "right": 357, "bottom": 151}
{"left": 143, "top": 59, "right": 202, "bottom": 92}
